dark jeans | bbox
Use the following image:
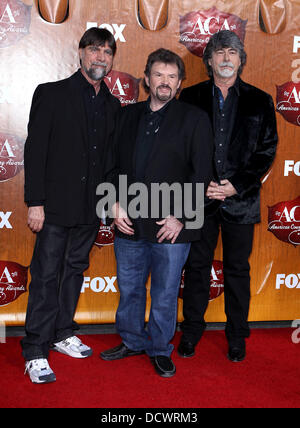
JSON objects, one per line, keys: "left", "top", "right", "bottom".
{"left": 21, "top": 222, "right": 99, "bottom": 361}
{"left": 181, "top": 211, "right": 254, "bottom": 346}
{"left": 114, "top": 236, "right": 191, "bottom": 357}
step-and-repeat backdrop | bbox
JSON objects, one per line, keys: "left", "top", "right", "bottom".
{"left": 0, "top": 0, "right": 299, "bottom": 325}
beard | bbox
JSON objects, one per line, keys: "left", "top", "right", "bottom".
{"left": 217, "top": 61, "right": 236, "bottom": 78}
{"left": 156, "top": 84, "right": 172, "bottom": 102}
{"left": 83, "top": 62, "right": 107, "bottom": 81}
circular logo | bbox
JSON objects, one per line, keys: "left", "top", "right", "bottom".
{"left": 268, "top": 196, "right": 300, "bottom": 246}
{"left": 179, "top": 7, "right": 247, "bottom": 57}
{"left": 105, "top": 70, "right": 140, "bottom": 106}
{"left": 0, "top": 132, "right": 24, "bottom": 182}
{"left": 179, "top": 260, "right": 224, "bottom": 301}
{"left": 94, "top": 221, "right": 115, "bottom": 248}
{"left": 0, "top": 0, "right": 32, "bottom": 48}
{"left": 0, "top": 261, "right": 28, "bottom": 306}
{"left": 276, "top": 82, "right": 300, "bottom": 127}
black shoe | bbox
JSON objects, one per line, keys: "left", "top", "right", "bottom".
{"left": 150, "top": 355, "right": 176, "bottom": 378}
{"left": 227, "top": 345, "right": 246, "bottom": 362}
{"left": 177, "top": 339, "right": 195, "bottom": 358}
{"left": 100, "top": 343, "right": 145, "bottom": 361}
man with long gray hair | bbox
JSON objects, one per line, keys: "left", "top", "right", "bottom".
{"left": 178, "top": 30, "right": 278, "bottom": 362}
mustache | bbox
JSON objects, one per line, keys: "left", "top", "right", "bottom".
{"left": 219, "top": 61, "right": 234, "bottom": 68}
{"left": 92, "top": 62, "right": 107, "bottom": 67}
{"left": 157, "top": 84, "right": 172, "bottom": 90}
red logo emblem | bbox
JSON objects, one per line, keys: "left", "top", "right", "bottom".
{"left": 179, "top": 7, "right": 247, "bottom": 57}
{"left": 276, "top": 82, "right": 300, "bottom": 126}
{"left": 0, "top": 0, "right": 32, "bottom": 48}
{"left": 105, "top": 70, "right": 140, "bottom": 106}
{"left": 179, "top": 260, "right": 224, "bottom": 301}
{"left": 0, "top": 261, "right": 28, "bottom": 306}
{"left": 0, "top": 132, "right": 24, "bottom": 182}
{"left": 94, "top": 221, "right": 115, "bottom": 248}
{"left": 268, "top": 196, "right": 300, "bottom": 246}
{"left": 209, "top": 260, "right": 225, "bottom": 300}
{"left": 0, "top": 133, "right": 24, "bottom": 181}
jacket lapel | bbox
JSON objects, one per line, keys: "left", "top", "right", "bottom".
{"left": 67, "top": 72, "right": 89, "bottom": 149}
{"left": 131, "top": 102, "right": 147, "bottom": 173}
{"left": 230, "top": 79, "right": 250, "bottom": 143}
{"left": 200, "top": 80, "right": 214, "bottom": 125}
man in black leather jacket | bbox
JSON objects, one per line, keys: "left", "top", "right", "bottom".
{"left": 178, "top": 30, "right": 278, "bottom": 362}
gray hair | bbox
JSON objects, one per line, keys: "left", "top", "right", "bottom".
{"left": 203, "top": 30, "right": 247, "bottom": 77}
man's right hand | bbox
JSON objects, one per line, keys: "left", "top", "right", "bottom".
{"left": 28, "top": 206, "right": 45, "bottom": 233}
{"left": 112, "top": 202, "right": 134, "bottom": 235}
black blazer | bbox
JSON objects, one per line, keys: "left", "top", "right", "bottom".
{"left": 179, "top": 78, "right": 278, "bottom": 224}
{"left": 107, "top": 98, "right": 214, "bottom": 243}
{"left": 24, "top": 71, "right": 120, "bottom": 226}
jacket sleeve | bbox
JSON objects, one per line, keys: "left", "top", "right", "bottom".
{"left": 229, "top": 95, "right": 278, "bottom": 196}
{"left": 24, "top": 84, "right": 54, "bottom": 205}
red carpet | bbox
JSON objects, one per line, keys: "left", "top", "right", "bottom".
{"left": 0, "top": 329, "right": 299, "bottom": 408}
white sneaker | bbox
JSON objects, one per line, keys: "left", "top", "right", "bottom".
{"left": 25, "top": 358, "right": 56, "bottom": 384}
{"left": 52, "top": 335, "right": 93, "bottom": 358}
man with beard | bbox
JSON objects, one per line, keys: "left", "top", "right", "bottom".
{"left": 177, "top": 30, "right": 278, "bottom": 362}
{"left": 100, "top": 48, "right": 213, "bottom": 377}
{"left": 21, "top": 28, "right": 120, "bottom": 383}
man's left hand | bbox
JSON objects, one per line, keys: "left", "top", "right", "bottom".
{"left": 206, "top": 179, "right": 237, "bottom": 200}
{"left": 156, "top": 215, "right": 184, "bottom": 244}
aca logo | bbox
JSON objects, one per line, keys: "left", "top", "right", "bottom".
{"left": 209, "top": 260, "right": 225, "bottom": 300}
{"left": 0, "top": 261, "right": 28, "bottom": 306}
{"left": 0, "top": 0, "right": 32, "bottom": 48}
{"left": 94, "top": 221, "right": 115, "bottom": 248}
{"left": 179, "top": 260, "right": 224, "bottom": 301}
{"left": 268, "top": 196, "right": 300, "bottom": 246}
{"left": 0, "top": 132, "right": 24, "bottom": 181}
{"left": 105, "top": 70, "right": 140, "bottom": 106}
{"left": 276, "top": 82, "right": 300, "bottom": 126}
{"left": 179, "top": 7, "right": 247, "bottom": 57}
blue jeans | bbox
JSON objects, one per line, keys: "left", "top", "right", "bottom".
{"left": 114, "top": 236, "right": 190, "bottom": 357}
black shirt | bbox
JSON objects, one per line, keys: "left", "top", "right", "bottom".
{"left": 213, "top": 77, "right": 239, "bottom": 181}
{"left": 72, "top": 70, "right": 111, "bottom": 224}
{"left": 133, "top": 98, "right": 171, "bottom": 238}
{"left": 135, "top": 98, "right": 170, "bottom": 181}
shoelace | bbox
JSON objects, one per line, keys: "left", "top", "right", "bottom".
{"left": 24, "top": 358, "right": 50, "bottom": 375}
{"left": 62, "top": 336, "right": 82, "bottom": 347}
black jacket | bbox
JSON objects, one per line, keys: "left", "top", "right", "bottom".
{"left": 106, "top": 98, "right": 214, "bottom": 243}
{"left": 179, "top": 78, "right": 278, "bottom": 224}
{"left": 24, "top": 71, "right": 120, "bottom": 226}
